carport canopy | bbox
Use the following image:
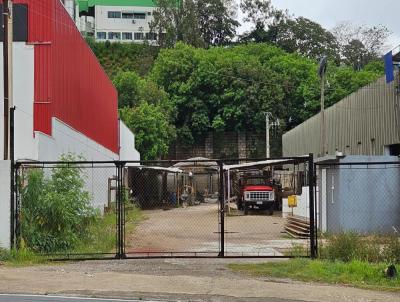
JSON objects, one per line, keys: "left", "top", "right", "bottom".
{"left": 223, "top": 157, "right": 309, "bottom": 171}
{"left": 125, "top": 163, "right": 183, "bottom": 174}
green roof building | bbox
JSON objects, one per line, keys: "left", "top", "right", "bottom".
{"left": 75, "top": 0, "right": 159, "bottom": 44}
{"left": 78, "top": 0, "right": 157, "bottom": 14}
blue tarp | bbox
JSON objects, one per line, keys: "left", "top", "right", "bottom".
{"left": 385, "top": 51, "right": 394, "bottom": 83}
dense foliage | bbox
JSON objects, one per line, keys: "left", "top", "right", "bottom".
{"left": 107, "top": 42, "right": 383, "bottom": 159}
{"left": 87, "top": 38, "right": 159, "bottom": 78}
{"left": 119, "top": 102, "right": 176, "bottom": 160}
{"left": 20, "top": 155, "right": 97, "bottom": 253}
{"left": 148, "top": 42, "right": 383, "bottom": 144}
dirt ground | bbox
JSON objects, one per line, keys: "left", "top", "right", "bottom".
{"left": 127, "top": 203, "right": 308, "bottom": 256}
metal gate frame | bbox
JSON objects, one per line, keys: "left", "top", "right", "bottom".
{"left": 11, "top": 155, "right": 317, "bottom": 260}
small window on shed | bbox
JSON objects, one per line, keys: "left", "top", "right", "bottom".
{"left": 134, "top": 13, "right": 146, "bottom": 19}
{"left": 108, "top": 11, "right": 121, "bottom": 18}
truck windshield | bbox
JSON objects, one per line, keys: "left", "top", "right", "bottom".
{"left": 246, "top": 178, "right": 266, "bottom": 186}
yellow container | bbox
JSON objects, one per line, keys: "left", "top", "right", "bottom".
{"left": 288, "top": 195, "right": 297, "bottom": 208}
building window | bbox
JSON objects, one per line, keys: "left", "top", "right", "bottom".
{"left": 108, "top": 11, "right": 121, "bottom": 19}
{"left": 108, "top": 32, "right": 121, "bottom": 40}
{"left": 145, "top": 32, "right": 157, "bottom": 40}
{"left": 122, "top": 32, "right": 133, "bottom": 40}
{"left": 388, "top": 144, "right": 400, "bottom": 156}
{"left": 134, "top": 13, "right": 146, "bottom": 19}
{"left": 96, "top": 32, "right": 106, "bottom": 39}
{"left": 134, "top": 32, "right": 144, "bottom": 40}
{"left": 122, "top": 12, "right": 134, "bottom": 19}
{"left": 147, "top": 11, "right": 152, "bottom": 16}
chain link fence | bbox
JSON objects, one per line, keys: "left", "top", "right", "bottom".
{"left": 12, "top": 156, "right": 316, "bottom": 260}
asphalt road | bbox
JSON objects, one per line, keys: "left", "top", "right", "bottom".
{"left": 0, "top": 295, "right": 298, "bottom": 302}
{"left": 0, "top": 296, "right": 158, "bottom": 302}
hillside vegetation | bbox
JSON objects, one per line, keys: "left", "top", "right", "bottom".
{"left": 88, "top": 41, "right": 383, "bottom": 160}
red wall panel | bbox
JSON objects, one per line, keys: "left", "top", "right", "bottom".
{"left": 4, "top": 0, "right": 119, "bottom": 154}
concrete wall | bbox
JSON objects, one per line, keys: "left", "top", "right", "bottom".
{"left": 317, "top": 156, "right": 400, "bottom": 233}
{"left": 0, "top": 161, "right": 10, "bottom": 249}
{"left": 37, "top": 118, "right": 118, "bottom": 161}
{"left": 0, "top": 43, "right": 37, "bottom": 161}
{"left": 119, "top": 120, "right": 140, "bottom": 161}
{"left": 282, "top": 187, "right": 311, "bottom": 219}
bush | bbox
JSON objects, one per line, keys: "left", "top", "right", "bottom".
{"left": 319, "top": 232, "right": 400, "bottom": 264}
{"left": 0, "top": 248, "right": 10, "bottom": 261}
{"left": 320, "top": 232, "right": 364, "bottom": 262}
{"left": 20, "top": 154, "right": 98, "bottom": 253}
{"left": 382, "top": 235, "right": 400, "bottom": 264}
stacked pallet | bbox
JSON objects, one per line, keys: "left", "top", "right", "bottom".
{"left": 285, "top": 215, "right": 310, "bottom": 239}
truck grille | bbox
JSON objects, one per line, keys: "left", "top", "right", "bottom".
{"left": 249, "top": 192, "right": 271, "bottom": 200}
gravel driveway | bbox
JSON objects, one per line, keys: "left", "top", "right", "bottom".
{"left": 126, "top": 203, "right": 307, "bottom": 257}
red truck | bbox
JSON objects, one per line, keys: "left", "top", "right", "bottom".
{"left": 237, "top": 176, "right": 276, "bottom": 215}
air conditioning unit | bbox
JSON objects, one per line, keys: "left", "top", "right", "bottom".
{"left": 132, "top": 20, "right": 136, "bottom": 24}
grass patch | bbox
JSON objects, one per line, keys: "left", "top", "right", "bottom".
{"left": 1, "top": 205, "right": 143, "bottom": 265}
{"left": 228, "top": 259, "right": 400, "bottom": 292}
{"left": 74, "top": 205, "right": 143, "bottom": 255}
{"left": 0, "top": 248, "right": 47, "bottom": 267}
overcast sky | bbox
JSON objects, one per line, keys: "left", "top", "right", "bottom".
{"left": 238, "top": 0, "right": 400, "bottom": 52}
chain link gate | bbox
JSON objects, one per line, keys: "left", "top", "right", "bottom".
{"left": 11, "top": 156, "right": 317, "bottom": 260}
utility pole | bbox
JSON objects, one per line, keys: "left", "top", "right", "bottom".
{"left": 319, "top": 56, "right": 328, "bottom": 157}
{"left": 265, "top": 112, "right": 271, "bottom": 158}
{"left": 3, "top": 0, "right": 12, "bottom": 160}
{"left": 265, "top": 112, "right": 280, "bottom": 159}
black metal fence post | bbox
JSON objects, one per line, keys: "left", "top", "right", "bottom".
{"left": 9, "top": 107, "right": 15, "bottom": 249}
{"left": 218, "top": 161, "right": 225, "bottom": 257}
{"left": 120, "top": 162, "right": 126, "bottom": 259}
{"left": 115, "top": 162, "right": 123, "bottom": 259}
{"left": 308, "top": 153, "right": 316, "bottom": 259}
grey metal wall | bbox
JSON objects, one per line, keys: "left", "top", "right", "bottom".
{"left": 283, "top": 76, "right": 400, "bottom": 157}
{"left": 317, "top": 156, "right": 400, "bottom": 234}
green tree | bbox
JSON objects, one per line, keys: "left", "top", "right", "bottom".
{"left": 332, "top": 22, "right": 391, "bottom": 69}
{"left": 268, "top": 17, "right": 340, "bottom": 63}
{"left": 113, "top": 71, "right": 141, "bottom": 108}
{"left": 242, "top": 15, "right": 340, "bottom": 63}
{"left": 150, "top": 0, "right": 238, "bottom": 48}
{"left": 196, "top": 0, "right": 239, "bottom": 47}
{"left": 120, "top": 103, "right": 176, "bottom": 160}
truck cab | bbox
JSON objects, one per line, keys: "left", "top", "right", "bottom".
{"left": 238, "top": 176, "right": 276, "bottom": 215}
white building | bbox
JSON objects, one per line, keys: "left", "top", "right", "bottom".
{"left": 77, "top": 0, "right": 158, "bottom": 43}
